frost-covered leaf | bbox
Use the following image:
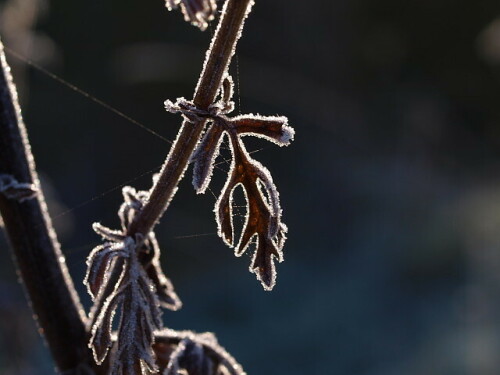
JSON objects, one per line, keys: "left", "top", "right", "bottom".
{"left": 86, "top": 184, "right": 182, "bottom": 373}
{"left": 214, "top": 131, "right": 288, "bottom": 290}
{"left": 117, "top": 186, "right": 182, "bottom": 311}
{"left": 90, "top": 288, "right": 123, "bottom": 363}
{"left": 109, "top": 259, "right": 162, "bottom": 375}
{"left": 165, "top": 0, "right": 217, "bottom": 31}
{"left": 192, "top": 123, "right": 225, "bottom": 194}
{"left": 119, "top": 186, "right": 148, "bottom": 231}
{"left": 165, "top": 75, "right": 294, "bottom": 290}
{"left": 164, "top": 339, "right": 212, "bottom": 375}
{"left": 154, "top": 329, "right": 246, "bottom": 375}
{"left": 84, "top": 242, "right": 127, "bottom": 299}
{"left": 93, "top": 222, "right": 125, "bottom": 243}
{"left": 232, "top": 115, "right": 294, "bottom": 146}
{"left": 140, "top": 233, "right": 182, "bottom": 311}
{"left": 87, "top": 237, "right": 163, "bottom": 374}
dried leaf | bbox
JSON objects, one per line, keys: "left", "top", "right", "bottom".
{"left": 87, "top": 237, "right": 163, "bottom": 374}
{"left": 154, "top": 329, "right": 246, "bottom": 375}
{"left": 86, "top": 184, "right": 182, "bottom": 374}
{"left": 118, "top": 186, "right": 182, "bottom": 311}
{"left": 232, "top": 115, "right": 294, "bottom": 146}
{"left": 165, "top": 0, "right": 217, "bottom": 31}
{"left": 166, "top": 75, "right": 294, "bottom": 290}
{"left": 215, "top": 132, "right": 287, "bottom": 290}
{"left": 192, "top": 123, "right": 225, "bottom": 194}
{"left": 84, "top": 243, "right": 126, "bottom": 299}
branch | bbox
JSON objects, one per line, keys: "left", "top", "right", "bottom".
{"left": 127, "top": 0, "right": 254, "bottom": 237}
{"left": 0, "top": 39, "right": 91, "bottom": 374}
{"left": 86, "top": 1, "right": 257, "bottom": 372}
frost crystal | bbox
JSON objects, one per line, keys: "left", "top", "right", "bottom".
{"left": 0, "top": 173, "right": 37, "bottom": 202}
{"left": 165, "top": 0, "right": 217, "bottom": 31}
{"left": 165, "top": 75, "right": 295, "bottom": 290}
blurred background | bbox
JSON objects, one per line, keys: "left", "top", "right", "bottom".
{"left": 2, "top": 0, "right": 500, "bottom": 374}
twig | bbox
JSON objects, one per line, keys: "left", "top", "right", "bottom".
{"left": 0, "top": 39, "right": 91, "bottom": 374}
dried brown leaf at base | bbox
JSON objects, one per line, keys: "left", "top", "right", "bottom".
{"left": 87, "top": 237, "right": 162, "bottom": 375}
{"left": 154, "top": 329, "right": 246, "bottom": 375}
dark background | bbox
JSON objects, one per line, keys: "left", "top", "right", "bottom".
{"left": 2, "top": 0, "right": 500, "bottom": 374}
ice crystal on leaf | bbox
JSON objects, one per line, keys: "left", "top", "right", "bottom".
{"left": 165, "top": 75, "right": 295, "bottom": 290}
{"left": 85, "top": 186, "right": 181, "bottom": 375}
{"left": 154, "top": 329, "right": 246, "bottom": 375}
{"left": 165, "top": 0, "right": 217, "bottom": 31}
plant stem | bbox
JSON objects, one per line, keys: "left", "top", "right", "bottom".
{"left": 0, "top": 40, "right": 91, "bottom": 373}
{"left": 127, "top": 0, "right": 254, "bottom": 237}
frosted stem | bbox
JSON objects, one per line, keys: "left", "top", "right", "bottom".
{"left": 0, "top": 38, "right": 93, "bottom": 373}
{"left": 127, "top": 0, "right": 254, "bottom": 237}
